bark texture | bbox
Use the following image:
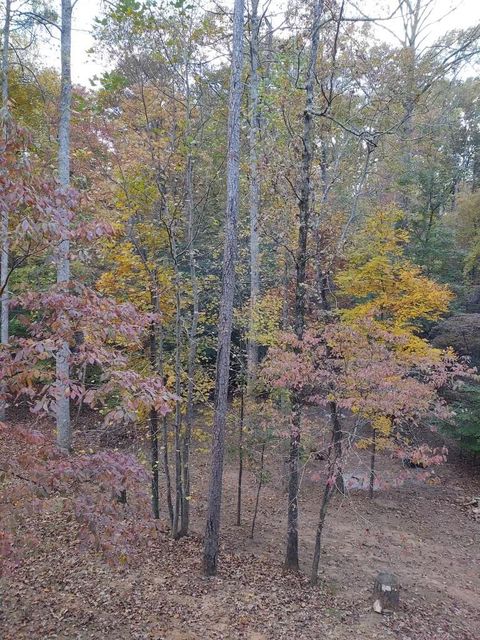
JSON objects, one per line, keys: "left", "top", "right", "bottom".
{"left": 0, "top": 0, "right": 12, "bottom": 422}
{"left": 246, "top": 0, "right": 261, "bottom": 392}
{"left": 203, "top": 0, "right": 244, "bottom": 576}
{"left": 149, "top": 288, "right": 160, "bottom": 520}
{"left": 56, "top": 0, "right": 72, "bottom": 451}
{"left": 285, "top": 0, "right": 324, "bottom": 572}
{"left": 179, "top": 152, "right": 198, "bottom": 538}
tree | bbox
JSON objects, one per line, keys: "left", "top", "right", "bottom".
{"left": 0, "top": 0, "right": 12, "bottom": 422}
{"left": 261, "top": 319, "right": 467, "bottom": 584}
{"left": 203, "top": 0, "right": 245, "bottom": 577}
{"left": 336, "top": 207, "right": 452, "bottom": 348}
{"left": 246, "top": 0, "right": 262, "bottom": 392}
{"left": 55, "top": 0, "right": 72, "bottom": 452}
{"left": 284, "top": 0, "right": 325, "bottom": 573}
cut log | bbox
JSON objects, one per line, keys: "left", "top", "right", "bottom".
{"left": 373, "top": 571, "right": 400, "bottom": 614}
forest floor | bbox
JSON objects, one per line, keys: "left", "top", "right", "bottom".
{"left": 1, "top": 412, "right": 480, "bottom": 640}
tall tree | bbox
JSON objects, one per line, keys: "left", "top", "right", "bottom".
{"left": 179, "top": 26, "right": 199, "bottom": 536}
{"left": 0, "top": 0, "right": 12, "bottom": 422}
{"left": 203, "top": 0, "right": 245, "bottom": 576}
{"left": 285, "top": 0, "right": 324, "bottom": 572}
{"left": 56, "top": 0, "right": 72, "bottom": 451}
{"left": 246, "top": 0, "right": 261, "bottom": 392}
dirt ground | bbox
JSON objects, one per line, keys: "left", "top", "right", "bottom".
{"left": 1, "top": 415, "right": 480, "bottom": 640}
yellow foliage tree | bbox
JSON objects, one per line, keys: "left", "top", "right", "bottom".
{"left": 337, "top": 208, "right": 453, "bottom": 355}
{"left": 336, "top": 208, "right": 455, "bottom": 467}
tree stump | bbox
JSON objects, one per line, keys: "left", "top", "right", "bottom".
{"left": 372, "top": 571, "right": 400, "bottom": 614}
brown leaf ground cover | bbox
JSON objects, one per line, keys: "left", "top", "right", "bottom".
{"left": 1, "top": 415, "right": 479, "bottom": 640}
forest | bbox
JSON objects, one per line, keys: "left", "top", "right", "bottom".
{"left": 1, "top": 0, "right": 480, "bottom": 638}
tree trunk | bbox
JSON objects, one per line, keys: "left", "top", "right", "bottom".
{"left": 310, "top": 428, "right": 340, "bottom": 585}
{"left": 172, "top": 262, "right": 183, "bottom": 538}
{"left": 329, "top": 399, "right": 344, "bottom": 495}
{"left": 286, "top": 0, "right": 324, "bottom": 572}
{"left": 162, "top": 414, "right": 174, "bottom": 528}
{"left": 285, "top": 404, "right": 300, "bottom": 570}
{"left": 236, "top": 388, "right": 245, "bottom": 526}
{"left": 157, "top": 318, "right": 174, "bottom": 528}
{"left": 0, "top": 0, "right": 12, "bottom": 423}
{"left": 310, "top": 476, "right": 333, "bottom": 585}
{"left": 250, "top": 441, "right": 265, "bottom": 539}
{"left": 56, "top": 0, "right": 72, "bottom": 452}
{"left": 179, "top": 152, "right": 198, "bottom": 538}
{"left": 246, "top": 0, "right": 261, "bottom": 393}
{"left": 149, "top": 289, "right": 160, "bottom": 520}
{"left": 369, "top": 427, "right": 376, "bottom": 499}
{"left": 203, "top": 0, "right": 244, "bottom": 577}
{"left": 149, "top": 405, "right": 160, "bottom": 519}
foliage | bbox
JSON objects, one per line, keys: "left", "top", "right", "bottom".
{"left": 0, "top": 128, "right": 173, "bottom": 428}
{"left": 337, "top": 208, "right": 453, "bottom": 341}
{"left": 441, "top": 383, "right": 480, "bottom": 454}
{"left": 261, "top": 320, "right": 469, "bottom": 458}
{"left": 0, "top": 422, "right": 156, "bottom": 573}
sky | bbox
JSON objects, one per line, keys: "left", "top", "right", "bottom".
{"left": 39, "top": 0, "right": 480, "bottom": 87}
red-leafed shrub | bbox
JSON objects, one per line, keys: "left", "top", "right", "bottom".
{"left": 0, "top": 422, "right": 157, "bottom": 574}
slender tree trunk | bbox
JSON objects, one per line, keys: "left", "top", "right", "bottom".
{"left": 172, "top": 262, "right": 183, "bottom": 538}
{"left": 400, "top": 3, "right": 420, "bottom": 215}
{"left": 246, "top": 0, "right": 261, "bottom": 393}
{"left": 0, "top": 0, "right": 12, "bottom": 423}
{"left": 236, "top": 388, "right": 244, "bottom": 526}
{"left": 369, "top": 428, "right": 376, "bottom": 499}
{"left": 310, "top": 477, "right": 333, "bottom": 585}
{"left": 149, "top": 404, "right": 160, "bottom": 519}
{"left": 56, "top": 0, "right": 72, "bottom": 452}
{"left": 163, "top": 414, "right": 174, "bottom": 527}
{"left": 285, "top": 401, "right": 300, "bottom": 570}
{"left": 285, "top": 0, "right": 324, "bottom": 572}
{"left": 281, "top": 251, "right": 289, "bottom": 331}
{"left": 178, "top": 35, "right": 199, "bottom": 536}
{"left": 315, "top": 136, "right": 347, "bottom": 498}
{"left": 179, "top": 151, "right": 198, "bottom": 538}
{"left": 203, "top": 0, "right": 244, "bottom": 576}
{"left": 311, "top": 425, "right": 342, "bottom": 584}
{"left": 280, "top": 253, "right": 290, "bottom": 417}
{"left": 250, "top": 441, "right": 265, "bottom": 539}
{"left": 149, "top": 288, "right": 160, "bottom": 520}
{"left": 156, "top": 320, "right": 174, "bottom": 528}
{"left": 329, "top": 399, "right": 344, "bottom": 494}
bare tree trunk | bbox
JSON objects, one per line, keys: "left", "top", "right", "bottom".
{"left": 179, "top": 151, "right": 198, "bottom": 538}
{"left": 369, "top": 428, "right": 376, "bottom": 499}
{"left": 0, "top": 0, "right": 12, "bottom": 423}
{"left": 316, "top": 150, "right": 346, "bottom": 496}
{"left": 149, "top": 404, "right": 160, "bottom": 519}
{"left": 163, "top": 414, "right": 174, "bottom": 528}
{"left": 149, "top": 288, "right": 160, "bottom": 520}
{"left": 246, "top": 0, "right": 261, "bottom": 393}
{"left": 285, "top": 403, "right": 300, "bottom": 570}
{"left": 285, "top": 0, "right": 324, "bottom": 572}
{"left": 236, "top": 388, "right": 245, "bottom": 526}
{"left": 281, "top": 251, "right": 289, "bottom": 331}
{"left": 250, "top": 441, "right": 265, "bottom": 539}
{"left": 172, "top": 263, "right": 183, "bottom": 538}
{"left": 310, "top": 426, "right": 342, "bottom": 584}
{"left": 157, "top": 321, "right": 174, "bottom": 528}
{"left": 310, "top": 478, "right": 333, "bottom": 585}
{"left": 203, "top": 0, "right": 244, "bottom": 577}
{"left": 56, "top": 0, "right": 72, "bottom": 452}
{"left": 329, "top": 399, "right": 344, "bottom": 494}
